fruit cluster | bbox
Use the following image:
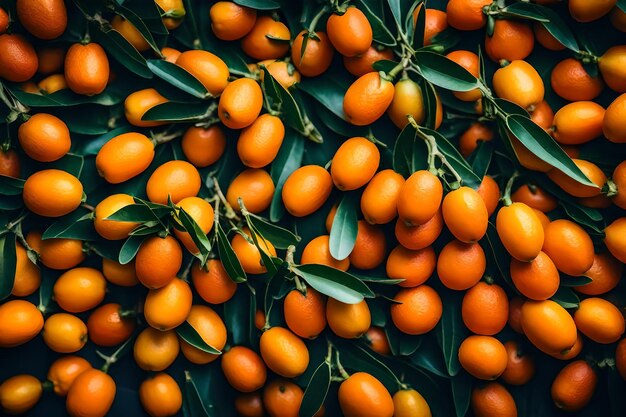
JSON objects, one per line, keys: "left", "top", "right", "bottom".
{"left": 1, "top": 0, "right": 626, "bottom": 416}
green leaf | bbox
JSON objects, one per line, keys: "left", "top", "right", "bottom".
{"left": 246, "top": 213, "right": 300, "bottom": 249}
{"left": 42, "top": 212, "right": 96, "bottom": 240}
{"left": 182, "top": 371, "right": 212, "bottom": 417}
{"left": 415, "top": 51, "right": 480, "bottom": 92}
{"left": 38, "top": 268, "right": 55, "bottom": 313}
{"left": 506, "top": 114, "right": 596, "bottom": 187}
{"left": 393, "top": 123, "right": 427, "bottom": 177}
{"left": 269, "top": 129, "right": 305, "bottom": 222}
{"left": 115, "top": 6, "right": 161, "bottom": 54}
{"left": 551, "top": 287, "right": 580, "bottom": 309}
{"left": 8, "top": 85, "right": 124, "bottom": 107}
{"left": 411, "top": 0, "right": 425, "bottom": 49}
{"left": 339, "top": 344, "right": 400, "bottom": 393}
{"left": 560, "top": 275, "right": 593, "bottom": 287}
{"left": 514, "top": 3, "right": 579, "bottom": 52}
{"left": 0, "top": 233, "right": 17, "bottom": 301}
{"left": 469, "top": 141, "right": 493, "bottom": 180}
{"left": 147, "top": 59, "right": 209, "bottom": 99}
{"left": 177, "top": 320, "right": 222, "bottom": 354}
{"left": 355, "top": 0, "right": 396, "bottom": 46}
{"left": 118, "top": 235, "right": 147, "bottom": 264}
{"left": 482, "top": 223, "right": 515, "bottom": 290}
{"left": 292, "top": 264, "right": 374, "bottom": 304}
{"left": 142, "top": 102, "right": 210, "bottom": 122}
{"left": 422, "top": 79, "right": 438, "bottom": 130}
{"left": 80, "top": 127, "right": 133, "bottom": 156}
{"left": 177, "top": 207, "right": 212, "bottom": 256}
{"left": 451, "top": 371, "right": 472, "bottom": 417}
{"left": 409, "top": 339, "right": 450, "bottom": 378}
{"left": 329, "top": 192, "right": 359, "bottom": 261}
{"left": 493, "top": 98, "right": 529, "bottom": 117}
{"left": 0, "top": 176, "right": 25, "bottom": 196}
{"left": 93, "top": 24, "right": 152, "bottom": 79}
{"left": 435, "top": 291, "right": 467, "bottom": 377}
{"left": 234, "top": 0, "right": 279, "bottom": 10}
{"left": 107, "top": 204, "right": 162, "bottom": 222}
{"left": 619, "top": 0, "right": 626, "bottom": 12}
{"left": 501, "top": 2, "right": 550, "bottom": 22}
{"left": 224, "top": 285, "right": 255, "bottom": 346}
{"left": 216, "top": 224, "right": 247, "bottom": 283}
{"left": 49, "top": 153, "right": 84, "bottom": 178}
{"left": 300, "top": 361, "right": 331, "bottom": 417}
{"left": 299, "top": 74, "right": 349, "bottom": 120}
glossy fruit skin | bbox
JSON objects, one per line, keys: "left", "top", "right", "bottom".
{"left": 139, "top": 373, "right": 182, "bottom": 417}
{"left": 569, "top": 0, "right": 616, "bottom": 22}
{"left": 599, "top": 45, "right": 626, "bottom": 93}
{"left": 144, "top": 279, "right": 193, "bottom": 331}
{"left": 459, "top": 122, "right": 494, "bottom": 157}
{"left": 94, "top": 193, "right": 138, "bottom": 240}
{"left": 393, "top": 389, "right": 431, "bottom": 417}
{"left": 551, "top": 360, "right": 598, "bottom": 411}
{"left": 395, "top": 210, "right": 443, "bottom": 250}
{"left": 446, "top": 50, "right": 482, "bottom": 102}
{"left": 11, "top": 243, "right": 40, "bottom": 297}
{"left": 262, "top": 379, "right": 303, "bottom": 417}
{"left": 496, "top": 203, "right": 544, "bottom": 261}
{"left": 42, "top": 313, "right": 88, "bottom": 353}
{"left": 96, "top": 132, "right": 155, "bottom": 184}
{"left": 124, "top": 88, "right": 168, "bottom": 127}
{"left": 471, "top": 382, "right": 518, "bottom": 417}
{"left": 180, "top": 305, "right": 227, "bottom": 364}
{"left": 66, "top": 369, "right": 116, "bottom": 417}
{"left": 331, "top": 137, "right": 380, "bottom": 190}
{"left": 442, "top": 186, "right": 489, "bottom": 242}
{"left": 511, "top": 184, "right": 557, "bottom": 212}
{"left": 617, "top": 338, "right": 626, "bottom": 380}
{"left": 386, "top": 245, "right": 436, "bottom": 288}
{"left": 509, "top": 134, "right": 551, "bottom": 172}
{"left": 462, "top": 282, "right": 509, "bottom": 335}
{"left": 260, "top": 327, "right": 309, "bottom": 378}
{"left": 521, "top": 300, "right": 577, "bottom": 355}
{"left": 241, "top": 16, "right": 290, "bottom": 60}
{"left": 603, "top": 93, "right": 626, "bottom": 143}
{"left": 64, "top": 43, "right": 109, "bottom": 95}
{"left": 0, "top": 34, "right": 38, "bottom": 82}
{"left": 0, "top": 374, "right": 42, "bottom": 415}
{"left": 510, "top": 251, "right": 560, "bottom": 300}
{"left": 0, "top": 8, "right": 8, "bottom": 33}
{"left": 218, "top": 78, "right": 263, "bottom": 129}
{"left": 133, "top": 328, "right": 179, "bottom": 371}
{"left": 47, "top": 356, "right": 92, "bottom": 396}
{"left": 605, "top": 217, "right": 626, "bottom": 263}
{"left": 446, "top": 0, "right": 491, "bottom": 31}
{"left": 551, "top": 58, "right": 603, "bottom": 102}
{"left": 221, "top": 346, "right": 267, "bottom": 392}
{"left": 181, "top": 125, "right": 226, "bottom": 167}
{"left": 291, "top": 31, "right": 334, "bottom": 77}
{"left": 174, "top": 196, "right": 214, "bottom": 253}
{"left": 365, "top": 327, "right": 391, "bottom": 355}
{"left": 548, "top": 159, "right": 605, "bottom": 199}
{"left": 550, "top": 332, "right": 584, "bottom": 361}
{"left": 552, "top": 101, "right": 605, "bottom": 145}
{"left": 176, "top": 50, "right": 229, "bottom": 96}
{"left": 344, "top": 72, "right": 395, "bottom": 126}
{"left": 349, "top": 221, "right": 386, "bottom": 270}
{"left": 210, "top": 1, "right": 256, "bottom": 41}
{"left": 87, "top": 303, "right": 135, "bottom": 347}
{"left": 227, "top": 169, "right": 274, "bottom": 215}
{"left": 577, "top": 253, "right": 623, "bottom": 295}
{"left": 53, "top": 268, "right": 107, "bottom": 313}
{"left": 23, "top": 169, "right": 83, "bottom": 217}
{"left": 387, "top": 78, "right": 425, "bottom": 128}
{"left": 26, "top": 231, "right": 85, "bottom": 270}
{"left": 476, "top": 176, "right": 500, "bottom": 217}
{"left": 102, "top": 258, "right": 139, "bottom": 287}
{"left": 533, "top": 21, "right": 564, "bottom": 51}
{"left": 191, "top": 259, "right": 237, "bottom": 304}
{"left": 135, "top": 235, "right": 183, "bottom": 289}
{"left": 542, "top": 219, "right": 595, "bottom": 276}
{"left": 155, "top": 0, "right": 185, "bottom": 29}
{"left": 574, "top": 297, "right": 625, "bottom": 344}
{"left": 343, "top": 46, "right": 394, "bottom": 77}
{"left": 501, "top": 340, "right": 535, "bottom": 385}
{"left": 301, "top": 234, "right": 350, "bottom": 270}
{"left": 237, "top": 114, "right": 284, "bottom": 168}
{"left": 485, "top": 20, "right": 534, "bottom": 62}
{"left": 437, "top": 240, "right": 486, "bottom": 290}
{"left": 231, "top": 227, "right": 277, "bottom": 274}
{"left": 392, "top": 285, "right": 442, "bottom": 335}
{"left": 146, "top": 160, "right": 201, "bottom": 205}
{"left": 492, "top": 60, "right": 544, "bottom": 109}
{"left": 0, "top": 149, "right": 20, "bottom": 178}
{"left": 0, "top": 300, "right": 43, "bottom": 348}
{"left": 397, "top": 170, "right": 442, "bottom": 226}
{"left": 18, "top": 113, "right": 70, "bottom": 162}
{"left": 338, "top": 372, "right": 394, "bottom": 417}
{"left": 111, "top": 15, "right": 149, "bottom": 51}
{"left": 326, "top": 298, "right": 371, "bottom": 338}
{"left": 459, "top": 335, "right": 508, "bottom": 380}
{"left": 531, "top": 100, "right": 555, "bottom": 130}
{"left": 361, "top": 169, "right": 405, "bottom": 224}
{"left": 282, "top": 165, "right": 333, "bottom": 217}
{"left": 284, "top": 288, "right": 326, "bottom": 339}
{"left": 326, "top": 7, "right": 372, "bottom": 57}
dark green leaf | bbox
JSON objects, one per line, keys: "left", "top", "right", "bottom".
{"left": 8, "top": 85, "right": 124, "bottom": 107}
{"left": 339, "top": 344, "right": 400, "bottom": 393}
{"left": 422, "top": 79, "right": 438, "bottom": 129}
{"left": 299, "top": 74, "right": 349, "bottom": 120}
{"left": 142, "top": 102, "right": 210, "bottom": 122}
{"left": 42, "top": 212, "right": 96, "bottom": 240}
{"left": 183, "top": 371, "right": 212, "bottom": 417}
{"left": 469, "top": 141, "right": 493, "bottom": 180}
{"left": 300, "top": 361, "right": 331, "bottom": 417}
{"left": 147, "top": 59, "right": 209, "bottom": 99}
{"left": 329, "top": 192, "right": 359, "bottom": 261}
{"left": 293, "top": 264, "right": 374, "bottom": 304}
{"left": 49, "top": 153, "right": 84, "bottom": 178}
{"left": 551, "top": 287, "right": 580, "bottom": 309}
{"left": 177, "top": 320, "right": 222, "bottom": 354}
{"left": 493, "top": 98, "right": 529, "bottom": 117}
{"left": 0, "top": 176, "right": 25, "bottom": 196}
{"left": 533, "top": 5, "right": 579, "bottom": 52}
{"left": 115, "top": 6, "right": 161, "bottom": 54}
{"left": 216, "top": 224, "right": 247, "bottom": 283}
{"left": 435, "top": 291, "right": 466, "bottom": 377}
{"left": 409, "top": 339, "right": 450, "bottom": 378}
{"left": 106, "top": 204, "right": 160, "bottom": 222}
{"left": 451, "top": 371, "right": 472, "bottom": 417}
{"left": 80, "top": 127, "right": 133, "bottom": 156}
{"left": 0, "top": 233, "right": 17, "bottom": 301}
{"left": 415, "top": 51, "right": 480, "bottom": 92}
{"left": 501, "top": 2, "right": 550, "bottom": 22}
{"left": 269, "top": 129, "right": 305, "bottom": 222}
{"left": 94, "top": 24, "right": 152, "bottom": 78}
{"left": 177, "top": 207, "right": 212, "bottom": 255}
{"left": 355, "top": 0, "right": 396, "bottom": 46}
{"left": 482, "top": 222, "right": 515, "bottom": 290}
{"left": 560, "top": 275, "right": 593, "bottom": 287}
{"left": 411, "top": 0, "right": 425, "bottom": 49}
{"left": 118, "top": 235, "right": 147, "bottom": 264}
{"left": 234, "top": 0, "right": 279, "bottom": 10}
{"left": 619, "top": 0, "right": 626, "bottom": 12}
{"left": 506, "top": 114, "right": 595, "bottom": 187}
{"left": 224, "top": 285, "right": 255, "bottom": 346}
{"left": 246, "top": 213, "right": 300, "bottom": 249}
{"left": 393, "top": 123, "right": 428, "bottom": 177}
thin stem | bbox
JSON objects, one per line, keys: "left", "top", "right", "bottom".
{"left": 334, "top": 350, "right": 350, "bottom": 380}
{"left": 502, "top": 171, "right": 520, "bottom": 206}
{"left": 179, "top": 256, "right": 195, "bottom": 281}
{"left": 99, "top": 335, "right": 135, "bottom": 373}
{"left": 308, "top": 5, "right": 329, "bottom": 33}
{"left": 212, "top": 178, "right": 240, "bottom": 221}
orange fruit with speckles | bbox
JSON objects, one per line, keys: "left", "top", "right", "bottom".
{"left": 226, "top": 168, "right": 275, "bottom": 214}
{"left": 0, "top": 300, "right": 43, "bottom": 348}
{"left": 386, "top": 245, "right": 436, "bottom": 288}
{"left": 599, "top": 45, "right": 626, "bottom": 93}
{"left": 493, "top": 60, "right": 544, "bottom": 110}
{"left": 338, "top": 372, "right": 394, "bottom": 417}
{"left": 210, "top": 1, "right": 256, "bottom": 40}
{"left": 11, "top": 243, "right": 40, "bottom": 297}
{"left": 124, "top": 88, "right": 168, "bottom": 128}
{"left": 144, "top": 279, "right": 193, "bottom": 331}
{"left": 96, "top": 132, "right": 155, "bottom": 184}
{"left": 221, "top": 346, "right": 267, "bottom": 393}
{"left": 462, "top": 282, "right": 509, "bottom": 335}
{"left": 241, "top": 16, "right": 290, "bottom": 60}
{"left": 551, "top": 59, "right": 603, "bottom": 102}
{"left": 0, "top": 34, "right": 38, "bottom": 82}
{"left": 94, "top": 194, "right": 139, "bottom": 241}
{"left": 191, "top": 259, "right": 237, "bottom": 305}
{"left": 135, "top": 235, "right": 182, "bottom": 289}
{"left": 511, "top": 184, "right": 557, "bottom": 212}
{"left": 139, "top": 372, "right": 182, "bottom": 417}
{"left": 326, "top": 298, "right": 371, "bottom": 339}
{"left": 477, "top": 176, "right": 500, "bottom": 217}
{"left": 173, "top": 196, "right": 214, "bottom": 253}
{"left": 301, "top": 235, "right": 349, "bottom": 271}
{"left": 446, "top": 50, "right": 481, "bottom": 102}
{"left": 387, "top": 78, "right": 425, "bottom": 128}
{"left": 543, "top": 219, "right": 595, "bottom": 276}
{"left": 218, "top": 78, "right": 263, "bottom": 129}
{"left": 459, "top": 122, "right": 494, "bottom": 157}
{"left": 260, "top": 327, "right": 309, "bottom": 378}
{"left": 603, "top": 94, "right": 626, "bottom": 143}
{"left": 284, "top": 288, "right": 326, "bottom": 339}
{"left": 459, "top": 335, "right": 508, "bottom": 380}
{"left": 133, "top": 327, "right": 180, "bottom": 371}
{"left": 176, "top": 50, "right": 229, "bottom": 96}
{"left": 569, "top": 0, "right": 616, "bottom": 22}
{"left": 397, "top": 170, "right": 442, "bottom": 226}
{"left": 282, "top": 165, "right": 333, "bottom": 217}
{"left": 327, "top": 7, "right": 372, "bottom": 57}
{"left": 485, "top": 20, "right": 534, "bottom": 62}
{"left": 343, "top": 72, "right": 395, "bottom": 126}
{"left": 53, "top": 267, "right": 107, "bottom": 313}
{"left": 26, "top": 231, "right": 85, "bottom": 271}
{"left": 446, "top": 0, "right": 491, "bottom": 31}
{"left": 437, "top": 240, "right": 486, "bottom": 290}
{"left": 521, "top": 300, "right": 577, "bottom": 355}
{"left": 349, "top": 221, "right": 386, "bottom": 270}
{"left": 393, "top": 388, "right": 431, "bottom": 417}
{"left": 331, "top": 137, "right": 380, "bottom": 190}
{"left": 291, "top": 31, "right": 334, "bottom": 77}
{"left": 66, "top": 369, "right": 116, "bottom": 417}
{"left": 42, "top": 313, "right": 88, "bottom": 353}
{"left": 343, "top": 46, "right": 394, "bottom": 77}
{"left": 0, "top": 149, "right": 20, "bottom": 178}
{"left": 18, "top": 113, "right": 71, "bottom": 162}
{"left": 64, "top": 43, "right": 109, "bottom": 95}
{"left": 510, "top": 251, "right": 560, "bottom": 300}
{"left": 496, "top": 202, "right": 544, "bottom": 261}
{"left": 442, "top": 186, "right": 488, "bottom": 242}
{"left": 471, "top": 382, "right": 517, "bottom": 417}
{"left": 574, "top": 297, "right": 625, "bottom": 344}
{"left": 605, "top": 217, "right": 626, "bottom": 263}
{"left": 231, "top": 227, "right": 277, "bottom": 274}
{"left": 552, "top": 101, "right": 605, "bottom": 145}
{"left": 87, "top": 303, "right": 135, "bottom": 347}
{"left": 551, "top": 360, "right": 598, "bottom": 411}
{"left": 501, "top": 340, "right": 535, "bottom": 385}
{"left": 391, "top": 285, "right": 442, "bottom": 335}
{"left": 577, "top": 253, "right": 623, "bottom": 295}
{"left": 23, "top": 169, "right": 83, "bottom": 217}
{"left": 263, "top": 379, "right": 303, "bottom": 417}
{"left": 395, "top": 210, "right": 443, "bottom": 250}
{"left": 47, "top": 356, "right": 92, "bottom": 397}
{"left": 238, "top": 114, "right": 285, "bottom": 168}
{"left": 180, "top": 305, "right": 227, "bottom": 364}
{"left": 548, "top": 159, "right": 605, "bottom": 198}
{"left": 361, "top": 169, "right": 405, "bottom": 225}
{"left": 181, "top": 125, "right": 226, "bottom": 167}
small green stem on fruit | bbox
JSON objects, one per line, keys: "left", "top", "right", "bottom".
{"left": 325, "top": 339, "right": 333, "bottom": 363}
{"left": 334, "top": 350, "right": 350, "bottom": 380}
{"left": 387, "top": 56, "right": 411, "bottom": 80}
{"left": 81, "top": 203, "right": 95, "bottom": 212}
{"left": 212, "top": 178, "right": 240, "bottom": 221}
{"left": 98, "top": 335, "right": 134, "bottom": 373}
{"left": 502, "top": 171, "right": 520, "bottom": 206}
{"left": 179, "top": 256, "right": 194, "bottom": 282}
{"left": 483, "top": 275, "right": 494, "bottom": 285}
{"left": 308, "top": 5, "right": 329, "bottom": 33}
{"left": 294, "top": 274, "right": 306, "bottom": 294}
{"left": 151, "top": 129, "right": 185, "bottom": 146}
{"left": 604, "top": 179, "right": 618, "bottom": 198}
{"left": 118, "top": 308, "right": 137, "bottom": 319}
{"left": 285, "top": 245, "right": 296, "bottom": 266}
{"left": 41, "top": 380, "right": 54, "bottom": 392}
